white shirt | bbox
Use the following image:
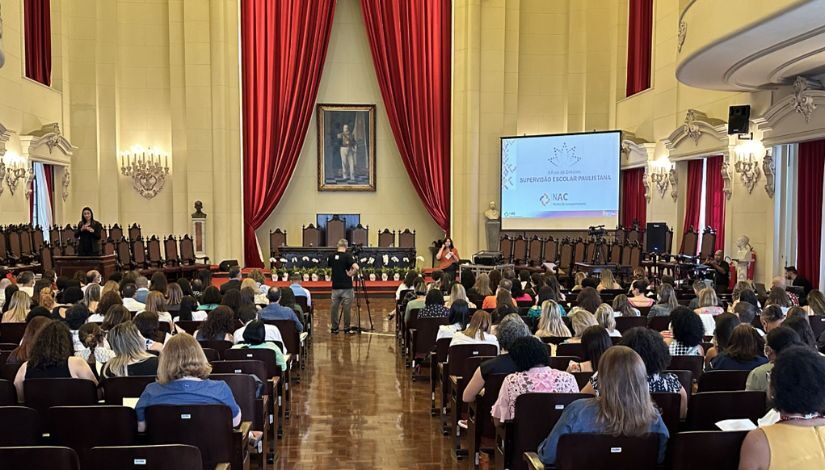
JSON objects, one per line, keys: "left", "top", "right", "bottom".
{"left": 19, "top": 286, "right": 34, "bottom": 297}
{"left": 87, "top": 314, "right": 105, "bottom": 323}
{"left": 123, "top": 297, "right": 146, "bottom": 313}
{"left": 449, "top": 331, "right": 499, "bottom": 350}
{"left": 233, "top": 321, "right": 283, "bottom": 344}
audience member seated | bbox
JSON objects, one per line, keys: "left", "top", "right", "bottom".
{"left": 403, "top": 278, "right": 427, "bottom": 324}
{"left": 694, "top": 287, "right": 725, "bottom": 316}
{"left": 525, "top": 272, "right": 544, "bottom": 299}
{"left": 83, "top": 284, "right": 101, "bottom": 316}
{"left": 745, "top": 327, "right": 802, "bottom": 407}
{"left": 666, "top": 306, "right": 705, "bottom": 356}
{"left": 121, "top": 284, "right": 146, "bottom": 313}
{"left": 567, "top": 325, "right": 611, "bottom": 373}
{"left": 218, "top": 266, "right": 242, "bottom": 295}
{"left": 612, "top": 294, "right": 640, "bottom": 317}
{"left": 704, "top": 313, "right": 741, "bottom": 366}
{"left": 649, "top": 283, "right": 679, "bottom": 317}
{"left": 6, "top": 316, "right": 51, "bottom": 365}
{"left": 803, "top": 289, "right": 825, "bottom": 316}
{"left": 708, "top": 324, "right": 767, "bottom": 371}
{"left": 101, "top": 322, "right": 160, "bottom": 378}
{"left": 135, "top": 311, "right": 168, "bottom": 352}
{"left": 596, "top": 269, "right": 621, "bottom": 292}
{"left": 446, "top": 283, "right": 476, "bottom": 309}
{"left": 166, "top": 283, "right": 184, "bottom": 315}
{"left": 89, "top": 290, "right": 123, "bottom": 323}
{"left": 782, "top": 316, "right": 818, "bottom": 350}
{"left": 230, "top": 319, "right": 287, "bottom": 371}
{"left": 2, "top": 291, "right": 30, "bottom": 323}
{"left": 449, "top": 310, "right": 498, "bottom": 348}
{"left": 135, "top": 333, "right": 241, "bottom": 432}
{"left": 528, "top": 286, "right": 563, "bottom": 319}
{"left": 101, "top": 305, "right": 132, "bottom": 333}
{"left": 259, "top": 287, "right": 304, "bottom": 333}
{"left": 771, "top": 276, "right": 799, "bottom": 306}
{"left": 569, "top": 287, "right": 601, "bottom": 316}
{"left": 628, "top": 280, "right": 655, "bottom": 308}
{"left": 176, "top": 296, "right": 205, "bottom": 322}
{"left": 491, "top": 336, "right": 579, "bottom": 424}
{"left": 418, "top": 289, "right": 449, "bottom": 320}
{"left": 594, "top": 304, "right": 621, "bottom": 337}
{"left": 219, "top": 289, "right": 241, "bottom": 315}
{"left": 467, "top": 273, "right": 492, "bottom": 308}
{"left": 289, "top": 273, "right": 312, "bottom": 306}
{"left": 482, "top": 279, "right": 514, "bottom": 310}
{"left": 37, "top": 287, "right": 56, "bottom": 311}
{"left": 491, "top": 286, "right": 519, "bottom": 321}
{"left": 66, "top": 304, "right": 91, "bottom": 352}
{"left": 77, "top": 322, "right": 115, "bottom": 369}
{"left": 194, "top": 306, "right": 236, "bottom": 342}
{"left": 1, "top": 283, "right": 18, "bottom": 314}
{"left": 84, "top": 270, "right": 102, "bottom": 293}
{"left": 234, "top": 305, "right": 282, "bottom": 344}
{"left": 134, "top": 276, "right": 151, "bottom": 303}
{"left": 0, "top": 278, "right": 10, "bottom": 306}
{"left": 687, "top": 280, "right": 706, "bottom": 309}
{"left": 197, "top": 286, "right": 223, "bottom": 313}
{"left": 249, "top": 269, "right": 271, "bottom": 296}
{"left": 585, "top": 327, "right": 687, "bottom": 417}
{"left": 571, "top": 272, "right": 586, "bottom": 292}
{"left": 436, "top": 300, "right": 472, "bottom": 340}
{"left": 563, "top": 310, "right": 598, "bottom": 344}
{"left": 510, "top": 280, "right": 532, "bottom": 303}
{"left": 538, "top": 346, "right": 670, "bottom": 466}
{"left": 14, "top": 320, "right": 99, "bottom": 401}
{"left": 535, "top": 300, "right": 572, "bottom": 339}
{"left": 101, "top": 280, "right": 120, "bottom": 297}
{"left": 760, "top": 304, "right": 786, "bottom": 333}
{"left": 278, "top": 287, "right": 303, "bottom": 318}
{"left": 546, "top": 275, "right": 566, "bottom": 302}
{"left": 462, "top": 314, "right": 531, "bottom": 403}
{"left": 735, "top": 301, "right": 763, "bottom": 336}
{"left": 16, "top": 270, "right": 36, "bottom": 297}
{"left": 766, "top": 285, "right": 793, "bottom": 309}
{"left": 581, "top": 277, "right": 599, "bottom": 290}
{"left": 739, "top": 346, "right": 825, "bottom": 470}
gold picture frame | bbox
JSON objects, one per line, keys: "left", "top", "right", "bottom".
{"left": 317, "top": 104, "right": 376, "bottom": 191}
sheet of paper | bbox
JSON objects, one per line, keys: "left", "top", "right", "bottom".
{"left": 122, "top": 397, "right": 139, "bottom": 409}
{"left": 715, "top": 419, "right": 756, "bottom": 431}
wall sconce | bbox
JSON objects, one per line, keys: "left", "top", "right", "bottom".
{"left": 734, "top": 136, "right": 763, "bottom": 194}
{"left": 648, "top": 159, "right": 674, "bottom": 199}
{"left": 2, "top": 153, "right": 34, "bottom": 197}
{"left": 119, "top": 146, "right": 170, "bottom": 199}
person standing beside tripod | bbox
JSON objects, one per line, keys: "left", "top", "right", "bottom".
{"left": 328, "top": 239, "right": 360, "bottom": 335}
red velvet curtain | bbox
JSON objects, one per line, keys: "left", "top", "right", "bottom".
{"left": 24, "top": 0, "right": 52, "bottom": 86}
{"left": 683, "top": 159, "right": 704, "bottom": 233}
{"left": 797, "top": 140, "right": 825, "bottom": 288}
{"left": 240, "top": 0, "right": 336, "bottom": 267}
{"left": 360, "top": 0, "right": 452, "bottom": 232}
{"left": 626, "top": 0, "right": 653, "bottom": 96}
{"left": 704, "top": 155, "right": 725, "bottom": 250}
{"left": 620, "top": 168, "right": 647, "bottom": 228}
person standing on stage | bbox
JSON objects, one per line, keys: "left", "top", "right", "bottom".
{"left": 436, "top": 237, "right": 460, "bottom": 281}
{"left": 328, "top": 239, "right": 359, "bottom": 335}
{"left": 706, "top": 250, "right": 730, "bottom": 291}
{"left": 74, "top": 207, "right": 103, "bottom": 256}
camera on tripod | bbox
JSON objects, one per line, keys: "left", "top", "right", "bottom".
{"left": 349, "top": 243, "right": 364, "bottom": 256}
{"left": 588, "top": 224, "right": 607, "bottom": 238}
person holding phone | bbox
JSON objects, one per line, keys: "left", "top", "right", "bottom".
{"left": 74, "top": 207, "right": 103, "bottom": 256}
{"left": 436, "top": 237, "right": 460, "bottom": 281}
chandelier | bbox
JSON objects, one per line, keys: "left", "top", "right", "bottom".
{"left": 648, "top": 158, "right": 674, "bottom": 199}
{"left": 119, "top": 146, "right": 170, "bottom": 199}
{"left": 2, "top": 153, "right": 34, "bottom": 197}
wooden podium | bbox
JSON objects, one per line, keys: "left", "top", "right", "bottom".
{"left": 54, "top": 254, "right": 117, "bottom": 280}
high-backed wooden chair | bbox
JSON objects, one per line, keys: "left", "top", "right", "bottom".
{"left": 131, "top": 238, "right": 149, "bottom": 270}
{"left": 699, "top": 227, "right": 717, "bottom": 260}
{"left": 398, "top": 229, "right": 416, "bottom": 249}
{"left": 664, "top": 227, "right": 674, "bottom": 255}
{"left": 377, "top": 228, "right": 395, "bottom": 247}
{"left": 512, "top": 235, "right": 528, "bottom": 265}
{"left": 31, "top": 225, "right": 45, "bottom": 254}
{"left": 542, "top": 237, "right": 557, "bottom": 264}
{"left": 109, "top": 224, "right": 124, "bottom": 242}
{"left": 302, "top": 224, "right": 321, "bottom": 247}
{"left": 179, "top": 235, "right": 209, "bottom": 267}
{"left": 558, "top": 240, "right": 574, "bottom": 275}
{"left": 146, "top": 236, "right": 165, "bottom": 269}
{"left": 351, "top": 224, "right": 368, "bottom": 246}
{"left": 212, "top": 357, "right": 283, "bottom": 437}
{"left": 40, "top": 243, "right": 54, "bottom": 273}
{"left": 573, "top": 239, "right": 586, "bottom": 264}
{"left": 88, "top": 444, "right": 204, "bottom": 470}
{"left": 269, "top": 228, "right": 287, "bottom": 260}
{"left": 62, "top": 224, "right": 76, "bottom": 247}
{"left": 526, "top": 236, "right": 543, "bottom": 265}
{"left": 325, "top": 216, "right": 346, "bottom": 247}
{"left": 681, "top": 227, "right": 699, "bottom": 256}
{"left": 51, "top": 405, "right": 138, "bottom": 467}
{"left": 128, "top": 223, "right": 142, "bottom": 241}
{"left": 499, "top": 235, "right": 514, "bottom": 264}
{"left": 49, "top": 225, "right": 62, "bottom": 245}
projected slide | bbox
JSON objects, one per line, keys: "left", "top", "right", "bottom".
{"left": 500, "top": 131, "right": 620, "bottom": 231}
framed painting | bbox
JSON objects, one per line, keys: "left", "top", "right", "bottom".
{"left": 317, "top": 103, "right": 376, "bottom": 191}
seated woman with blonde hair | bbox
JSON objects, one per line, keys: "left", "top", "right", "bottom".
{"left": 535, "top": 300, "right": 571, "bottom": 338}
{"left": 135, "top": 333, "right": 241, "bottom": 433}
{"left": 450, "top": 310, "right": 499, "bottom": 348}
{"left": 694, "top": 287, "right": 724, "bottom": 316}
{"left": 596, "top": 269, "right": 621, "bottom": 292}
{"left": 594, "top": 303, "right": 621, "bottom": 337}
{"left": 563, "top": 310, "right": 598, "bottom": 344}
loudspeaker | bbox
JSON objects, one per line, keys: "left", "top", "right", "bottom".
{"left": 645, "top": 223, "right": 668, "bottom": 254}
{"left": 218, "top": 260, "right": 239, "bottom": 272}
{"left": 728, "top": 105, "right": 750, "bottom": 135}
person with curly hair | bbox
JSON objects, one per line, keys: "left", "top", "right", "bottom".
{"left": 667, "top": 306, "right": 705, "bottom": 356}
{"left": 194, "top": 306, "right": 236, "bottom": 342}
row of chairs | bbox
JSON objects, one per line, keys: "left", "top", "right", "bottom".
{"left": 0, "top": 444, "right": 207, "bottom": 470}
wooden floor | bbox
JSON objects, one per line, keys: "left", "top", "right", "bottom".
{"left": 274, "top": 298, "right": 475, "bottom": 469}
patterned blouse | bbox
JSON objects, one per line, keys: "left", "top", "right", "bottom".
{"left": 669, "top": 339, "right": 703, "bottom": 356}
{"left": 589, "top": 371, "right": 682, "bottom": 394}
{"left": 491, "top": 367, "right": 580, "bottom": 421}
{"left": 418, "top": 304, "right": 450, "bottom": 319}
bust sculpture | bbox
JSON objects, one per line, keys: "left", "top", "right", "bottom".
{"left": 192, "top": 200, "right": 206, "bottom": 218}
{"left": 733, "top": 235, "right": 754, "bottom": 281}
{"left": 484, "top": 201, "right": 499, "bottom": 220}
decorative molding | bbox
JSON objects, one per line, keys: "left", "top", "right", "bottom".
{"left": 0, "top": 161, "right": 5, "bottom": 196}
{"left": 721, "top": 157, "right": 733, "bottom": 200}
{"left": 61, "top": 168, "right": 71, "bottom": 201}
{"left": 677, "top": 20, "right": 687, "bottom": 53}
{"left": 642, "top": 166, "right": 651, "bottom": 204}
{"left": 0, "top": 121, "right": 11, "bottom": 156}
{"left": 23, "top": 123, "right": 75, "bottom": 158}
{"left": 792, "top": 76, "right": 821, "bottom": 122}
{"left": 668, "top": 168, "right": 679, "bottom": 202}
{"left": 762, "top": 151, "right": 775, "bottom": 198}
{"left": 662, "top": 109, "right": 728, "bottom": 151}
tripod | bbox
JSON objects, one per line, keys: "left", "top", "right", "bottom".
{"left": 336, "top": 273, "right": 374, "bottom": 333}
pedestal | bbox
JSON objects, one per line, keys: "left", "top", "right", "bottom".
{"left": 192, "top": 218, "right": 207, "bottom": 258}
{"left": 486, "top": 219, "right": 500, "bottom": 251}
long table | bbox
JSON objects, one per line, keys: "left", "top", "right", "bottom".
{"left": 274, "top": 246, "right": 416, "bottom": 269}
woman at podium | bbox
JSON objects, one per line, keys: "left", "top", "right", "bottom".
{"left": 74, "top": 207, "right": 103, "bottom": 256}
